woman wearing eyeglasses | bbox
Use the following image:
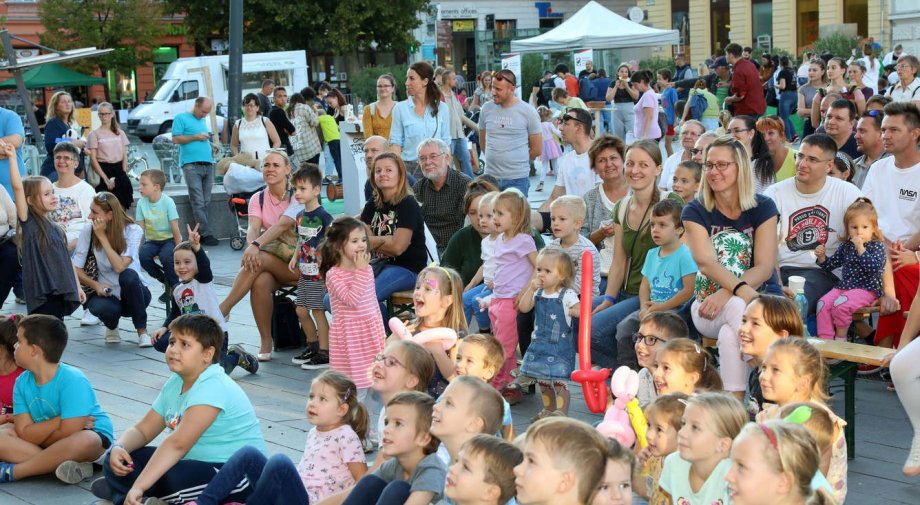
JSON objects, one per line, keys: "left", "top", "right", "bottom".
{"left": 230, "top": 93, "right": 281, "bottom": 161}
{"left": 727, "top": 115, "right": 775, "bottom": 192}
{"left": 87, "top": 102, "right": 133, "bottom": 210}
{"left": 630, "top": 70, "right": 662, "bottom": 141}
{"left": 363, "top": 74, "right": 397, "bottom": 141}
{"left": 681, "top": 136, "right": 780, "bottom": 400}
{"left": 73, "top": 192, "right": 152, "bottom": 346}
{"left": 40, "top": 91, "right": 86, "bottom": 182}
{"left": 389, "top": 61, "right": 451, "bottom": 180}
{"left": 49, "top": 142, "right": 96, "bottom": 252}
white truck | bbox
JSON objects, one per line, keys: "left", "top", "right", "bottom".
{"left": 127, "top": 50, "right": 308, "bottom": 141}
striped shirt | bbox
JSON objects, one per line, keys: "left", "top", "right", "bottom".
{"left": 326, "top": 266, "right": 386, "bottom": 389}
{"left": 545, "top": 235, "right": 602, "bottom": 296}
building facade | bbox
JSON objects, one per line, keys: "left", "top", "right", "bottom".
{"left": 640, "top": 0, "right": 888, "bottom": 65}
{"left": 415, "top": 1, "right": 635, "bottom": 80}
{"left": 0, "top": 1, "right": 194, "bottom": 109}
{"left": 890, "top": 0, "right": 920, "bottom": 57}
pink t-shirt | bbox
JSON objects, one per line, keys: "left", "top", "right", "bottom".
{"left": 87, "top": 128, "right": 129, "bottom": 163}
{"left": 247, "top": 188, "right": 293, "bottom": 231}
{"left": 0, "top": 367, "right": 24, "bottom": 413}
{"left": 297, "top": 424, "right": 366, "bottom": 502}
{"left": 492, "top": 232, "right": 536, "bottom": 298}
{"left": 633, "top": 90, "right": 662, "bottom": 140}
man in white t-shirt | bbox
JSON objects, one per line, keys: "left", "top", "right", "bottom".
{"left": 539, "top": 108, "right": 597, "bottom": 219}
{"left": 764, "top": 134, "right": 863, "bottom": 316}
{"left": 660, "top": 120, "right": 704, "bottom": 191}
{"left": 862, "top": 102, "right": 920, "bottom": 349}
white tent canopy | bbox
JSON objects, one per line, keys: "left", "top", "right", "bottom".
{"left": 510, "top": 1, "right": 679, "bottom": 53}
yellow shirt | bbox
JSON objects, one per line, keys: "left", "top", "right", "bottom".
{"left": 362, "top": 102, "right": 393, "bottom": 140}
{"left": 775, "top": 147, "right": 798, "bottom": 182}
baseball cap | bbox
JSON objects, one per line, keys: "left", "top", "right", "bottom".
{"left": 711, "top": 57, "right": 730, "bottom": 69}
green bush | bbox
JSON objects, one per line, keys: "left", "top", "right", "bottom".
{"left": 811, "top": 33, "right": 858, "bottom": 59}
{"left": 349, "top": 63, "right": 409, "bottom": 104}
{"left": 637, "top": 56, "right": 676, "bottom": 77}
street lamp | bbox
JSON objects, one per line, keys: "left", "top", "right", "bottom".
{"left": 369, "top": 40, "right": 379, "bottom": 66}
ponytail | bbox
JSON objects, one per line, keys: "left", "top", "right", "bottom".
{"left": 411, "top": 61, "right": 441, "bottom": 117}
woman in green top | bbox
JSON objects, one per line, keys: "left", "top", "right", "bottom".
{"left": 589, "top": 139, "right": 683, "bottom": 368}
{"left": 440, "top": 178, "right": 499, "bottom": 285}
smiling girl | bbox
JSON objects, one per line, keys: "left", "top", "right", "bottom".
{"left": 652, "top": 337, "right": 722, "bottom": 396}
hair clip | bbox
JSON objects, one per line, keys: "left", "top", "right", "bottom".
{"left": 343, "top": 388, "right": 352, "bottom": 402}
{"left": 783, "top": 405, "right": 813, "bottom": 425}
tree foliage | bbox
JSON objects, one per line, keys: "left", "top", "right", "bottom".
{"left": 37, "top": 0, "right": 168, "bottom": 75}
{"left": 162, "top": 0, "right": 428, "bottom": 56}
{"left": 811, "top": 33, "right": 859, "bottom": 59}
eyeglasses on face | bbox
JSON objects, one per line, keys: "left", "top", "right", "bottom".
{"left": 374, "top": 354, "right": 405, "bottom": 369}
{"left": 689, "top": 148, "right": 703, "bottom": 156}
{"left": 632, "top": 332, "right": 666, "bottom": 346}
{"left": 794, "top": 153, "right": 831, "bottom": 165}
{"left": 54, "top": 155, "right": 76, "bottom": 162}
{"left": 562, "top": 115, "right": 587, "bottom": 125}
{"left": 703, "top": 160, "right": 737, "bottom": 172}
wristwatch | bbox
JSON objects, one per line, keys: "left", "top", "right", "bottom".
{"left": 250, "top": 240, "right": 261, "bottom": 248}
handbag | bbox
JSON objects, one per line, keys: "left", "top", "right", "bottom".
{"left": 257, "top": 189, "right": 298, "bottom": 262}
{"left": 271, "top": 293, "right": 304, "bottom": 350}
{"left": 81, "top": 249, "right": 99, "bottom": 297}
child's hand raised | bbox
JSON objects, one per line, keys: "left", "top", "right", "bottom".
{"left": 815, "top": 244, "right": 826, "bottom": 263}
{"left": 187, "top": 224, "right": 200, "bottom": 251}
{"left": 355, "top": 251, "right": 371, "bottom": 270}
{"left": 0, "top": 140, "right": 15, "bottom": 160}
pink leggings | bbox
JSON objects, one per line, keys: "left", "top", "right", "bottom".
{"left": 489, "top": 297, "right": 519, "bottom": 390}
{"left": 816, "top": 288, "right": 877, "bottom": 339}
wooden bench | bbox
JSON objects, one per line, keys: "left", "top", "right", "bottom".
{"left": 387, "top": 290, "right": 415, "bottom": 320}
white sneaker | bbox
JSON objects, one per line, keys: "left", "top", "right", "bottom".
{"left": 55, "top": 460, "right": 94, "bottom": 484}
{"left": 138, "top": 333, "right": 154, "bottom": 348}
{"left": 81, "top": 311, "right": 101, "bottom": 326}
{"left": 105, "top": 327, "right": 121, "bottom": 343}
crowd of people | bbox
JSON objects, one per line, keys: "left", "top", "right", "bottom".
{"left": 0, "top": 41, "right": 918, "bottom": 505}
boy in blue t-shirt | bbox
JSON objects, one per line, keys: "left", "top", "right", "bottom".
{"left": 615, "top": 199, "right": 698, "bottom": 368}
{"left": 137, "top": 169, "right": 182, "bottom": 296}
{"left": 1, "top": 315, "right": 113, "bottom": 485}
{"left": 286, "top": 164, "right": 333, "bottom": 369}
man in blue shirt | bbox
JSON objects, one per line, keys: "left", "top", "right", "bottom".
{"left": 172, "top": 97, "right": 220, "bottom": 246}
{"left": 0, "top": 107, "right": 25, "bottom": 197}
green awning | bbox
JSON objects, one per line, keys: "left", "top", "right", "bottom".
{"left": 0, "top": 63, "right": 105, "bottom": 89}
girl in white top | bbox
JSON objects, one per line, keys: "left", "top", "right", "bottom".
{"left": 231, "top": 93, "right": 281, "bottom": 160}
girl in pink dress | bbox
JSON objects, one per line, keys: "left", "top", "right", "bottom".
{"left": 319, "top": 217, "right": 386, "bottom": 398}
{"left": 536, "top": 106, "right": 563, "bottom": 192}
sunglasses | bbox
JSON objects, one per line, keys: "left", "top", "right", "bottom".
{"left": 562, "top": 114, "right": 587, "bottom": 125}
{"left": 493, "top": 72, "right": 516, "bottom": 86}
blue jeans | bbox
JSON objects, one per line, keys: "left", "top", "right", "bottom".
{"left": 328, "top": 139, "right": 342, "bottom": 178}
{"left": 324, "top": 264, "right": 418, "bottom": 323}
{"left": 451, "top": 138, "right": 474, "bottom": 177}
{"left": 463, "top": 283, "right": 492, "bottom": 330}
{"left": 589, "top": 292, "right": 640, "bottom": 368}
{"left": 341, "top": 475, "right": 411, "bottom": 505}
{"left": 102, "top": 446, "right": 250, "bottom": 505}
{"left": 182, "top": 162, "right": 215, "bottom": 237}
{"left": 778, "top": 91, "right": 798, "bottom": 140}
{"left": 598, "top": 109, "right": 612, "bottom": 134}
{"left": 195, "top": 446, "right": 307, "bottom": 505}
{"left": 85, "top": 269, "right": 152, "bottom": 330}
{"left": 497, "top": 176, "right": 530, "bottom": 197}
{"left": 140, "top": 239, "right": 178, "bottom": 288}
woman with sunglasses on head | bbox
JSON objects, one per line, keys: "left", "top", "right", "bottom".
{"left": 73, "top": 192, "right": 152, "bottom": 346}
{"left": 87, "top": 102, "right": 133, "bottom": 210}
{"left": 390, "top": 61, "right": 451, "bottom": 180}
{"left": 681, "top": 136, "right": 781, "bottom": 400}
{"left": 630, "top": 70, "right": 662, "bottom": 141}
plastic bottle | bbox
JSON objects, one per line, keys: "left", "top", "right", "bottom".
{"left": 788, "top": 276, "right": 809, "bottom": 336}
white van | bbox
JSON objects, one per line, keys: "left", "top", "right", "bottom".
{"left": 127, "top": 50, "right": 308, "bottom": 141}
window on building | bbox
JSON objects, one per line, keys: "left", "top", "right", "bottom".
{"left": 539, "top": 18, "right": 562, "bottom": 29}
{"left": 843, "top": 0, "right": 868, "bottom": 40}
{"left": 797, "top": 0, "right": 819, "bottom": 50}
{"left": 752, "top": 0, "right": 772, "bottom": 49}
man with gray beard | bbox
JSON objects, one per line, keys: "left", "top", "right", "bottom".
{"left": 412, "top": 138, "right": 472, "bottom": 254}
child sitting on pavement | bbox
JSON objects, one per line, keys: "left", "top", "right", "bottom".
{"left": 444, "top": 434, "right": 522, "bottom": 505}
{"left": 0, "top": 315, "right": 114, "bottom": 485}
{"left": 136, "top": 169, "right": 182, "bottom": 302}
{"left": 0, "top": 315, "right": 25, "bottom": 424}
{"left": 431, "top": 375, "right": 505, "bottom": 469}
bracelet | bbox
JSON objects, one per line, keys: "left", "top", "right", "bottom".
{"left": 603, "top": 295, "right": 617, "bottom": 304}
{"left": 250, "top": 240, "right": 261, "bottom": 248}
{"left": 732, "top": 281, "right": 749, "bottom": 296}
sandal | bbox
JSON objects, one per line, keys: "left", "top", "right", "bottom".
{"left": 257, "top": 353, "right": 272, "bottom": 362}
{"left": 530, "top": 409, "right": 556, "bottom": 423}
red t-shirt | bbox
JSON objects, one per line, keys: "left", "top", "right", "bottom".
{"left": 0, "top": 367, "right": 24, "bottom": 413}
{"left": 730, "top": 58, "right": 766, "bottom": 116}
{"left": 565, "top": 75, "right": 580, "bottom": 98}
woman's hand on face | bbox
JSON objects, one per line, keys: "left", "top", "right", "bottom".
{"left": 108, "top": 446, "right": 135, "bottom": 476}
{"left": 698, "top": 288, "right": 732, "bottom": 320}
{"left": 91, "top": 218, "right": 108, "bottom": 239}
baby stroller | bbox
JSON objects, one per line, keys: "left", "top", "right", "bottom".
{"left": 227, "top": 189, "right": 262, "bottom": 250}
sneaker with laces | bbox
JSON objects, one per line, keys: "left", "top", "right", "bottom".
{"left": 81, "top": 311, "right": 101, "bottom": 326}
{"left": 300, "top": 351, "right": 330, "bottom": 369}
{"left": 292, "top": 345, "right": 318, "bottom": 364}
{"left": 105, "top": 327, "right": 121, "bottom": 343}
{"left": 230, "top": 344, "right": 260, "bottom": 374}
{"left": 55, "top": 460, "right": 94, "bottom": 484}
{"left": 138, "top": 333, "right": 154, "bottom": 348}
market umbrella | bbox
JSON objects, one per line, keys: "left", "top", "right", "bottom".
{"left": 0, "top": 63, "right": 105, "bottom": 89}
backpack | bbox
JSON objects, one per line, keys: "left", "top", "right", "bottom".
{"left": 578, "top": 77, "right": 595, "bottom": 101}
{"left": 541, "top": 79, "right": 556, "bottom": 103}
{"left": 688, "top": 92, "right": 707, "bottom": 121}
